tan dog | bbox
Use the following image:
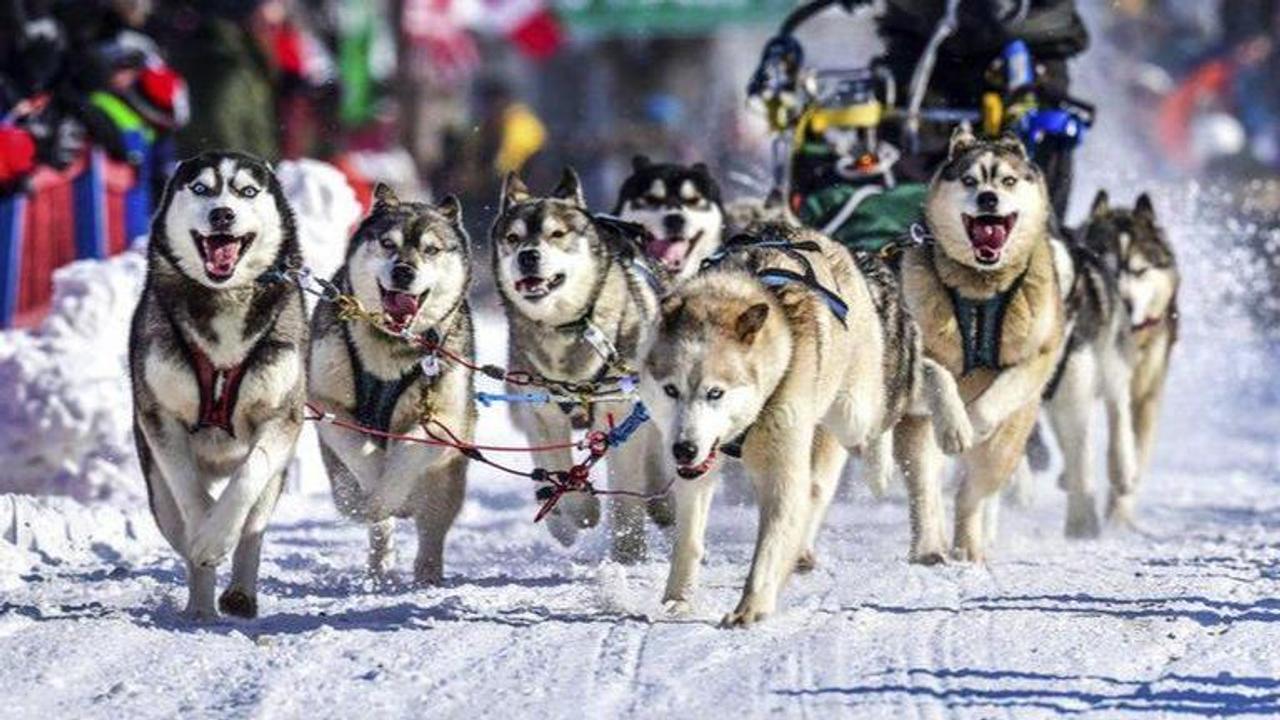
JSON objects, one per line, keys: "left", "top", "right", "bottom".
{"left": 640, "top": 222, "right": 972, "bottom": 625}
{"left": 899, "top": 128, "right": 1067, "bottom": 563}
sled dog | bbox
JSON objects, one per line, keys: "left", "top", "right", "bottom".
{"left": 130, "top": 151, "right": 307, "bottom": 619}
{"left": 492, "top": 168, "right": 670, "bottom": 561}
{"left": 899, "top": 128, "right": 1067, "bottom": 563}
{"left": 615, "top": 156, "right": 726, "bottom": 284}
{"left": 640, "top": 222, "right": 973, "bottom": 626}
{"left": 1054, "top": 190, "right": 1179, "bottom": 528}
{"left": 309, "top": 185, "right": 475, "bottom": 585}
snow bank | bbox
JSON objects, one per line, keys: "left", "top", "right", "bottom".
{"left": 0, "top": 251, "right": 147, "bottom": 503}
{"left": 0, "top": 159, "right": 362, "bottom": 505}
{"left": 276, "top": 158, "right": 362, "bottom": 286}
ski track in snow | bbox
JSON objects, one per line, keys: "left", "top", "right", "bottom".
{"left": 5, "top": 8, "right": 1280, "bottom": 717}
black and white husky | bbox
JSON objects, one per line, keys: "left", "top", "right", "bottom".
{"left": 614, "top": 156, "right": 726, "bottom": 284}
{"left": 309, "top": 185, "right": 475, "bottom": 585}
{"left": 130, "top": 151, "right": 307, "bottom": 620}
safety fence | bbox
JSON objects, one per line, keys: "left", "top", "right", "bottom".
{"left": 0, "top": 140, "right": 162, "bottom": 328}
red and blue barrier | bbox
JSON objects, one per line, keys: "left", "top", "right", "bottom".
{"left": 0, "top": 151, "right": 145, "bottom": 328}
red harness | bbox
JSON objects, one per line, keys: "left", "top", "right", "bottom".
{"left": 188, "top": 341, "right": 248, "bottom": 435}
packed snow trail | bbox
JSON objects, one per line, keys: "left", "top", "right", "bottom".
{"left": 3, "top": 299, "right": 1279, "bottom": 717}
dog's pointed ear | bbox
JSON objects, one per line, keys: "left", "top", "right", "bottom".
{"left": 632, "top": 155, "right": 652, "bottom": 173}
{"left": 436, "top": 194, "right": 462, "bottom": 225}
{"left": 994, "top": 131, "right": 1029, "bottom": 159}
{"left": 948, "top": 124, "right": 978, "bottom": 159}
{"left": 764, "top": 188, "right": 785, "bottom": 209}
{"left": 734, "top": 303, "right": 770, "bottom": 345}
{"left": 1134, "top": 192, "right": 1156, "bottom": 224}
{"left": 1090, "top": 190, "right": 1110, "bottom": 218}
{"left": 501, "top": 172, "right": 530, "bottom": 210}
{"left": 373, "top": 182, "right": 400, "bottom": 208}
{"left": 552, "top": 167, "right": 586, "bottom": 208}
{"left": 659, "top": 294, "right": 686, "bottom": 330}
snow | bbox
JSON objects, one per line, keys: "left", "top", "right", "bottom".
{"left": 3, "top": 14, "right": 1280, "bottom": 720}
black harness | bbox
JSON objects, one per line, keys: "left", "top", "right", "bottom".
{"left": 342, "top": 322, "right": 448, "bottom": 447}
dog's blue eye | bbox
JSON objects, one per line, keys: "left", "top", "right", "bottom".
{"left": 663, "top": 384, "right": 680, "bottom": 399}
{"left": 190, "top": 182, "right": 208, "bottom": 195}
{"left": 240, "top": 186, "right": 259, "bottom": 198}
{"left": 423, "top": 246, "right": 440, "bottom": 256}
{"left": 379, "top": 236, "right": 396, "bottom": 249}
{"left": 1001, "top": 177, "right": 1017, "bottom": 188}
{"left": 962, "top": 177, "right": 978, "bottom": 188}
{"left": 705, "top": 387, "right": 724, "bottom": 401}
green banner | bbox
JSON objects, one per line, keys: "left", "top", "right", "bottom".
{"left": 554, "top": 0, "right": 794, "bottom": 34}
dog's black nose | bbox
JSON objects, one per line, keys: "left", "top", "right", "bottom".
{"left": 517, "top": 249, "right": 541, "bottom": 275}
{"left": 390, "top": 264, "right": 416, "bottom": 289}
{"left": 977, "top": 191, "right": 999, "bottom": 213}
{"left": 663, "top": 213, "right": 686, "bottom": 234}
{"left": 672, "top": 441, "right": 697, "bottom": 465}
{"left": 208, "top": 207, "right": 235, "bottom": 231}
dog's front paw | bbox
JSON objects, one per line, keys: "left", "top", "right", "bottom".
{"left": 662, "top": 597, "right": 693, "bottom": 616}
{"left": 934, "top": 409, "right": 975, "bottom": 456}
{"left": 720, "top": 594, "right": 775, "bottom": 628}
{"left": 188, "top": 521, "right": 238, "bottom": 568}
{"left": 218, "top": 587, "right": 258, "bottom": 619}
{"left": 1106, "top": 491, "right": 1138, "bottom": 530}
{"left": 795, "top": 549, "right": 817, "bottom": 573}
{"left": 544, "top": 511, "right": 580, "bottom": 547}
{"left": 1065, "top": 492, "right": 1102, "bottom": 539}
{"left": 968, "top": 408, "right": 997, "bottom": 445}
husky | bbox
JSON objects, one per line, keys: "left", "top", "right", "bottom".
{"left": 614, "top": 156, "right": 726, "bottom": 283}
{"left": 898, "top": 128, "right": 1067, "bottom": 564}
{"left": 308, "top": 185, "right": 474, "bottom": 585}
{"left": 492, "top": 168, "right": 670, "bottom": 561}
{"left": 129, "top": 151, "right": 307, "bottom": 620}
{"left": 640, "top": 222, "right": 973, "bottom": 626}
{"left": 1061, "top": 190, "right": 1178, "bottom": 527}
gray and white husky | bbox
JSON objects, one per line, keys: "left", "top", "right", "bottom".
{"left": 492, "top": 168, "right": 670, "bottom": 561}
{"left": 130, "top": 151, "right": 307, "bottom": 620}
{"left": 309, "top": 184, "right": 474, "bottom": 585}
{"left": 1036, "top": 190, "right": 1179, "bottom": 534}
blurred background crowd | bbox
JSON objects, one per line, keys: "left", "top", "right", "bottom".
{"left": 0, "top": 0, "right": 1277, "bottom": 283}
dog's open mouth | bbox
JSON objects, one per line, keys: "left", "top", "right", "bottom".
{"left": 514, "top": 273, "right": 566, "bottom": 300}
{"left": 380, "top": 286, "right": 426, "bottom": 330}
{"left": 192, "top": 230, "right": 255, "bottom": 281}
{"left": 677, "top": 441, "right": 719, "bottom": 480}
{"left": 646, "top": 231, "right": 703, "bottom": 272}
{"left": 963, "top": 213, "right": 1018, "bottom": 265}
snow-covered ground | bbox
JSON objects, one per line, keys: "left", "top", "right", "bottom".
{"left": 4, "top": 11, "right": 1280, "bottom": 719}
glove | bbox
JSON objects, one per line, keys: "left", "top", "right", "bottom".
{"left": 0, "top": 126, "right": 37, "bottom": 187}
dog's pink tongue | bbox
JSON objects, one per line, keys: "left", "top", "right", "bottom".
{"left": 382, "top": 291, "right": 419, "bottom": 326}
{"left": 970, "top": 222, "right": 1008, "bottom": 262}
{"left": 205, "top": 238, "right": 241, "bottom": 276}
{"left": 647, "top": 237, "right": 689, "bottom": 270}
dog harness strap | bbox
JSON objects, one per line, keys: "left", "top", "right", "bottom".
{"left": 948, "top": 270, "right": 1027, "bottom": 375}
{"left": 343, "top": 324, "right": 424, "bottom": 447}
{"left": 188, "top": 342, "right": 247, "bottom": 436}
{"left": 756, "top": 269, "right": 850, "bottom": 325}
